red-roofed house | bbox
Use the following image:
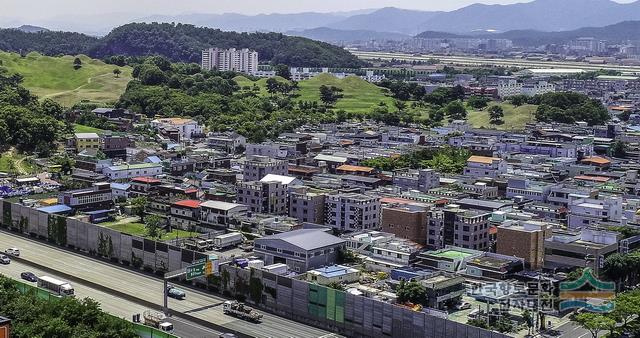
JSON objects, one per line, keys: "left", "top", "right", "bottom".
{"left": 580, "top": 156, "right": 611, "bottom": 169}
{"left": 169, "top": 200, "right": 202, "bottom": 230}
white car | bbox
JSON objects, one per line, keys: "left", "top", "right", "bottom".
{"left": 0, "top": 255, "right": 10, "bottom": 264}
{"left": 5, "top": 248, "right": 19, "bottom": 257}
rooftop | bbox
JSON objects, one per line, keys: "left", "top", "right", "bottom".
{"left": 430, "top": 249, "right": 475, "bottom": 260}
{"left": 337, "top": 165, "right": 375, "bottom": 173}
{"left": 258, "top": 229, "right": 345, "bottom": 251}
{"left": 173, "top": 200, "right": 201, "bottom": 208}
{"left": 467, "top": 155, "right": 501, "bottom": 164}
{"left": 200, "top": 200, "right": 245, "bottom": 211}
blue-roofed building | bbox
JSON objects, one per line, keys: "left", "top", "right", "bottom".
{"left": 110, "top": 183, "right": 130, "bottom": 199}
{"left": 37, "top": 204, "right": 73, "bottom": 215}
{"left": 306, "top": 264, "right": 360, "bottom": 285}
{"left": 83, "top": 209, "right": 115, "bottom": 223}
{"left": 390, "top": 266, "right": 434, "bottom": 281}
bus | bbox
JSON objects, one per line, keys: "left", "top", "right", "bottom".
{"left": 37, "top": 276, "right": 75, "bottom": 297}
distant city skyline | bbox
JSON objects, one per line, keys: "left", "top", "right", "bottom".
{"left": 2, "top": 0, "right": 636, "bottom": 20}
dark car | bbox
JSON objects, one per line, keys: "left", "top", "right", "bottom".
{"left": 21, "top": 272, "right": 38, "bottom": 282}
{"left": 166, "top": 285, "right": 186, "bottom": 300}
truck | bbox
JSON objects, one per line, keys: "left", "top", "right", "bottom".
{"left": 213, "top": 232, "right": 243, "bottom": 250}
{"left": 37, "top": 276, "right": 75, "bottom": 297}
{"left": 182, "top": 238, "right": 209, "bottom": 252}
{"left": 222, "top": 301, "right": 263, "bottom": 322}
{"left": 143, "top": 310, "right": 174, "bottom": 332}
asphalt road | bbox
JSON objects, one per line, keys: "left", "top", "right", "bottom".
{"left": 0, "top": 230, "right": 337, "bottom": 338}
{"left": 0, "top": 256, "right": 220, "bottom": 338}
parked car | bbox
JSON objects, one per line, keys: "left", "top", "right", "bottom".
{"left": 20, "top": 271, "right": 38, "bottom": 282}
{"left": 5, "top": 248, "right": 19, "bottom": 256}
{"left": 0, "top": 255, "right": 10, "bottom": 264}
{"left": 166, "top": 285, "right": 186, "bottom": 300}
{"left": 457, "top": 302, "right": 471, "bottom": 310}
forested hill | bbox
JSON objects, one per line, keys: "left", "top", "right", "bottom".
{"left": 0, "top": 23, "right": 366, "bottom": 68}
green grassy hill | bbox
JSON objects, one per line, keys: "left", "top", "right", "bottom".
{"left": 0, "top": 51, "right": 132, "bottom": 107}
{"left": 467, "top": 103, "right": 537, "bottom": 130}
{"left": 234, "top": 73, "right": 394, "bottom": 113}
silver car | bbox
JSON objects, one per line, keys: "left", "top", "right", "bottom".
{"left": 5, "top": 248, "right": 19, "bottom": 257}
{"left": 0, "top": 254, "right": 10, "bottom": 264}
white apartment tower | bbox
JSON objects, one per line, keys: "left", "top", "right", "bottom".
{"left": 201, "top": 48, "right": 258, "bottom": 74}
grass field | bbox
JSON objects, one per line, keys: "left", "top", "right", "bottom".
{"left": 234, "top": 73, "right": 395, "bottom": 113}
{"left": 0, "top": 150, "right": 37, "bottom": 175}
{"left": 467, "top": 103, "right": 538, "bottom": 130}
{"left": 73, "top": 124, "right": 106, "bottom": 134}
{"left": 0, "top": 51, "right": 132, "bottom": 107}
{"left": 102, "top": 221, "right": 198, "bottom": 241}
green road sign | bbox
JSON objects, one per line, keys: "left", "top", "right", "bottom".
{"left": 186, "top": 263, "right": 206, "bottom": 280}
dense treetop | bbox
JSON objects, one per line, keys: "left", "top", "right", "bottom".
{"left": 0, "top": 23, "right": 366, "bottom": 68}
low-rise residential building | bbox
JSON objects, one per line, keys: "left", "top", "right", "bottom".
{"left": 74, "top": 133, "right": 100, "bottom": 152}
{"left": 150, "top": 117, "right": 204, "bottom": 141}
{"left": 199, "top": 200, "right": 248, "bottom": 228}
{"left": 237, "top": 180, "right": 287, "bottom": 215}
{"left": 463, "top": 156, "right": 507, "bottom": 179}
{"left": 254, "top": 229, "right": 346, "bottom": 273}
{"left": 289, "top": 189, "right": 326, "bottom": 224}
{"left": 306, "top": 265, "right": 361, "bottom": 285}
{"left": 169, "top": 199, "right": 201, "bottom": 231}
{"left": 496, "top": 220, "right": 551, "bottom": 270}
{"left": 392, "top": 169, "right": 440, "bottom": 192}
{"left": 243, "top": 156, "right": 288, "bottom": 182}
{"left": 103, "top": 163, "right": 163, "bottom": 180}
{"left": 568, "top": 196, "right": 623, "bottom": 229}
{"left": 381, "top": 205, "right": 428, "bottom": 245}
{"left": 420, "top": 272, "right": 466, "bottom": 310}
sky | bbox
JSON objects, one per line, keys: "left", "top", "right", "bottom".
{"left": 2, "top": 0, "right": 634, "bottom": 19}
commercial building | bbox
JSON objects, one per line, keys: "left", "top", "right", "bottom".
{"left": 254, "top": 229, "right": 346, "bottom": 272}
{"left": 420, "top": 272, "right": 466, "bottom": 310}
{"left": 381, "top": 205, "right": 428, "bottom": 245}
{"left": 496, "top": 220, "right": 550, "bottom": 270}
{"left": 243, "top": 156, "right": 288, "bottom": 182}
{"left": 58, "top": 182, "right": 113, "bottom": 211}
{"left": 544, "top": 228, "right": 618, "bottom": 275}
{"left": 201, "top": 47, "right": 258, "bottom": 74}
{"left": 324, "top": 193, "right": 381, "bottom": 231}
{"left": 497, "top": 80, "right": 555, "bottom": 99}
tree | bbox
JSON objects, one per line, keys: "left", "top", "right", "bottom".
{"left": 442, "top": 100, "right": 467, "bottom": 122}
{"left": 319, "top": 85, "right": 343, "bottom": 107}
{"left": 274, "top": 64, "right": 291, "bottom": 80}
{"left": 610, "top": 140, "right": 627, "bottom": 158}
{"left": 113, "top": 68, "right": 121, "bottom": 78}
{"left": 609, "top": 290, "right": 640, "bottom": 327}
{"left": 396, "top": 280, "right": 426, "bottom": 305}
{"left": 522, "top": 309, "right": 534, "bottom": 335}
{"left": 73, "top": 57, "right": 82, "bottom": 70}
{"left": 144, "top": 215, "right": 165, "bottom": 239}
{"left": 574, "top": 313, "right": 615, "bottom": 338}
{"left": 130, "top": 197, "right": 147, "bottom": 222}
{"left": 488, "top": 105, "right": 504, "bottom": 125}
{"left": 467, "top": 96, "right": 490, "bottom": 109}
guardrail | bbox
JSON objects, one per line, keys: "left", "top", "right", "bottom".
{"left": 10, "top": 278, "right": 180, "bottom": 338}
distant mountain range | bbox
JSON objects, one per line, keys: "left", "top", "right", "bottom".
{"left": 2, "top": 0, "right": 640, "bottom": 43}
{"left": 288, "top": 27, "right": 410, "bottom": 43}
{"left": 15, "top": 25, "right": 49, "bottom": 33}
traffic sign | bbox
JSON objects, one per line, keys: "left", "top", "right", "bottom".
{"left": 186, "top": 263, "right": 206, "bottom": 280}
{"left": 205, "top": 261, "right": 213, "bottom": 275}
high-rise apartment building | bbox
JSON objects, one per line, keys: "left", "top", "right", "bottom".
{"left": 202, "top": 48, "right": 258, "bottom": 74}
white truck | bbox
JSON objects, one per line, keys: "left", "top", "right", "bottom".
{"left": 182, "top": 238, "right": 209, "bottom": 252}
{"left": 143, "top": 310, "right": 174, "bottom": 332}
{"left": 222, "top": 301, "right": 263, "bottom": 322}
{"left": 213, "top": 233, "right": 243, "bottom": 250}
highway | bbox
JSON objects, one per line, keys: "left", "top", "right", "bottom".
{"left": 0, "top": 230, "right": 339, "bottom": 338}
{"left": 351, "top": 50, "right": 640, "bottom": 73}
{"left": 0, "top": 258, "right": 220, "bottom": 338}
